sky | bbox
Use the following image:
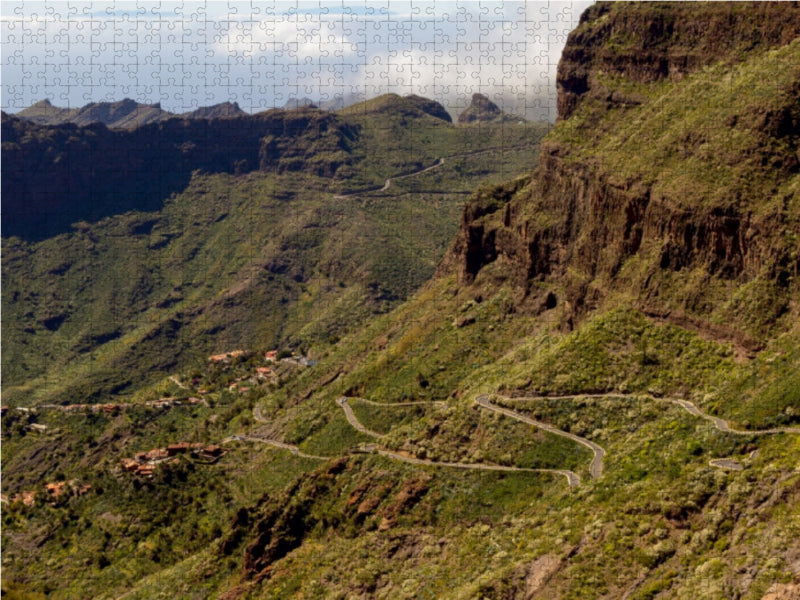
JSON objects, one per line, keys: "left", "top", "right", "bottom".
{"left": 1, "top": 1, "right": 593, "bottom": 121}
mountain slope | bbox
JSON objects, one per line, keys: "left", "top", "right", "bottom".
{"left": 3, "top": 4, "right": 800, "bottom": 600}
{"left": 214, "top": 3, "right": 800, "bottom": 598}
{"left": 2, "top": 96, "right": 549, "bottom": 406}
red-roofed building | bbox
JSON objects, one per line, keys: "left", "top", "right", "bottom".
{"left": 167, "top": 442, "right": 191, "bottom": 456}
{"left": 145, "top": 448, "right": 168, "bottom": 461}
{"left": 45, "top": 482, "right": 68, "bottom": 497}
{"left": 201, "top": 445, "right": 223, "bottom": 458}
{"left": 122, "top": 458, "right": 140, "bottom": 472}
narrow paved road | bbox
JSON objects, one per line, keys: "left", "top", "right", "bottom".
{"left": 253, "top": 403, "right": 267, "bottom": 424}
{"left": 248, "top": 403, "right": 330, "bottom": 459}
{"left": 337, "top": 397, "right": 386, "bottom": 437}
{"left": 336, "top": 397, "right": 581, "bottom": 487}
{"left": 236, "top": 435, "right": 330, "bottom": 461}
{"left": 669, "top": 398, "right": 800, "bottom": 435}
{"left": 349, "top": 397, "right": 447, "bottom": 408}
{"left": 708, "top": 458, "right": 743, "bottom": 471}
{"left": 169, "top": 376, "right": 187, "bottom": 389}
{"left": 372, "top": 447, "right": 580, "bottom": 487}
{"left": 508, "top": 392, "right": 800, "bottom": 436}
{"left": 498, "top": 392, "right": 800, "bottom": 474}
{"left": 476, "top": 395, "right": 606, "bottom": 479}
{"left": 333, "top": 143, "right": 539, "bottom": 199}
{"left": 249, "top": 387, "right": 796, "bottom": 489}
{"left": 333, "top": 158, "right": 445, "bottom": 199}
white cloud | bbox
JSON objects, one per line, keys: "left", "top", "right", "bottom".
{"left": 2, "top": 0, "right": 593, "bottom": 119}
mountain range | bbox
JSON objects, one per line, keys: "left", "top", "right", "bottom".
{"left": 15, "top": 98, "right": 247, "bottom": 129}
{"left": 2, "top": 2, "right": 800, "bottom": 599}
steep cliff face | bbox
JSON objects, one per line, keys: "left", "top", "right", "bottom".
{"left": 453, "top": 2, "right": 800, "bottom": 343}
{"left": 1, "top": 107, "right": 357, "bottom": 240}
{"left": 557, "top": 1, "right": 800, "bottom": 121}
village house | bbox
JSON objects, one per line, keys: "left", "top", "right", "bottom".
{"left": 202, "top": 444, "right": 222, "bottom": 456}
{"left": 45, "top": 482, "right": 68, "bottom": 498}
{"left": 122, "top": 458, "right": 140, "bottom": 472}
{"left": 208, "top": 350, "right": 248, "bottom": 364}
{"left": 200, "top": 445, "right": 225, "bottom": 461}
{"left": 145, "top": 448, "right": 169, "bottom": 461}
{"left": 264, "top": 350, "right": 278, "bottom": 362}
{"left": 166, "top": 442, "right": 191, "bottom": 456}
{"left": 9, "top": 490, "right": 37, "bottom": 506}
{"left": 255, "top": 367, "right": 273, "bottom": 379}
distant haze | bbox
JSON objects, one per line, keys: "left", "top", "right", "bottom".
{"left": 1, "top": 1, "right": 592, "bottom": 122}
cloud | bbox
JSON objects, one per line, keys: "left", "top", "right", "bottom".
{"left": 1, "top": 0, "right": 592, "bottom": 119}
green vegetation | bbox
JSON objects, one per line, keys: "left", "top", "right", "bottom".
{"left": 1, "top": 106, "right": 549, "bottom": 407}
{"left": 4, "top": 5, "right": 800, "bottom": 599}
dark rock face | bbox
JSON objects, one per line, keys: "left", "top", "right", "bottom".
{"left": 557, "top": 1, "right": 800, "bottom": 121}
{"left": 1, "top": 107, "right": 358, "bottom": 240}
{"left": 451, "top": 2, "right": 800, "bottom": 339}
{"left": 457, "top": 93, "right": 504, "bottom": 124}
{"left": 453, "top": 135, "right": 798, "bottom": 326}
{"left": 404, "top": 95, "right": 453, "bottom": 122}
{"left": 181, "top": 102, "right": 246, "bottom": 119}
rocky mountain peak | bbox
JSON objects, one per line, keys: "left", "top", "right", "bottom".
{"left": 457, "top": 93, "right": 503, "bottom": 124}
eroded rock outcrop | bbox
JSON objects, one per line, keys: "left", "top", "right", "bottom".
{"left": 451, "top": 2, "right": 800, "bottom": 342}
{"left": 557, "top": 2, "right": 800, "bottom": 121}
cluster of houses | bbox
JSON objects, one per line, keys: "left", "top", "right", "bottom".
{"left": 203, "top": 349, "right": 317, "bottom": 394}
{"left": 209, "top": 348, "right": 316, "bottom": 367}
{"left": 227, "top": 366, "right": 277, "bottom": 392}
{"left": 208, "top": 350, "right": 249, "bottom": 363}
{"left": 7, "top": 396, "right": 206, "bottom": 416}
{"left": 266, "top": 349, "right": 317, "bottom": 367}
{"left": 120, "top": 442, "right": 226, "bottom": 477}
{"left": 1, "top": 480, "right": 92, "bottom": 507}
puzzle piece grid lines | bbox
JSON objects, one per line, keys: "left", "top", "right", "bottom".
{"left": 2, "top": 1, "right": 586, "bottom": 122}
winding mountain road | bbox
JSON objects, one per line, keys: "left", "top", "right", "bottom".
{"left": 333, "top": 143, "right": 539, "bottom": 199}
{"left": 336, "top": 397, "right": 386, "bottom": 437}
{"left": 708, "top": 458, "right": 743, "bottom": 471}
{"left": 371, "top": 447, "right": 580, "bottom": 487}
{"left": 247, "top": 388, "right": 797, "bottom": 488}
{"left": 494, "top": 392, "right": 800, "bottom": 473}
{"left": 333, "top": 158, "right": 445, "bottom": 199}
{"left": 668, "top": 398, "right": 800, "bottom": 435}
{"left": 476, "top": 395, "right": 606, "bottom": 479}
{"left": 349, "top": 397, "right": 448, "bottom": 408}
{"left": 235, "top": 435, "right": 330, "bottom": 461}
{"left": 169, "top": 376, "right": 187, "bottom": 389}
{"left": 504, "top": 392, "right": 800, "bottom": 436}
{"left": 336, "top": 397, "right": 581, "bottom": 487}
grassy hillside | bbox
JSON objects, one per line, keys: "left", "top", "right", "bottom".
{"left": 2, "top": 97, "right": 548, "bottom": 407}
{"left": 3, "top": 4, "right": 800, "bottom": 600}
